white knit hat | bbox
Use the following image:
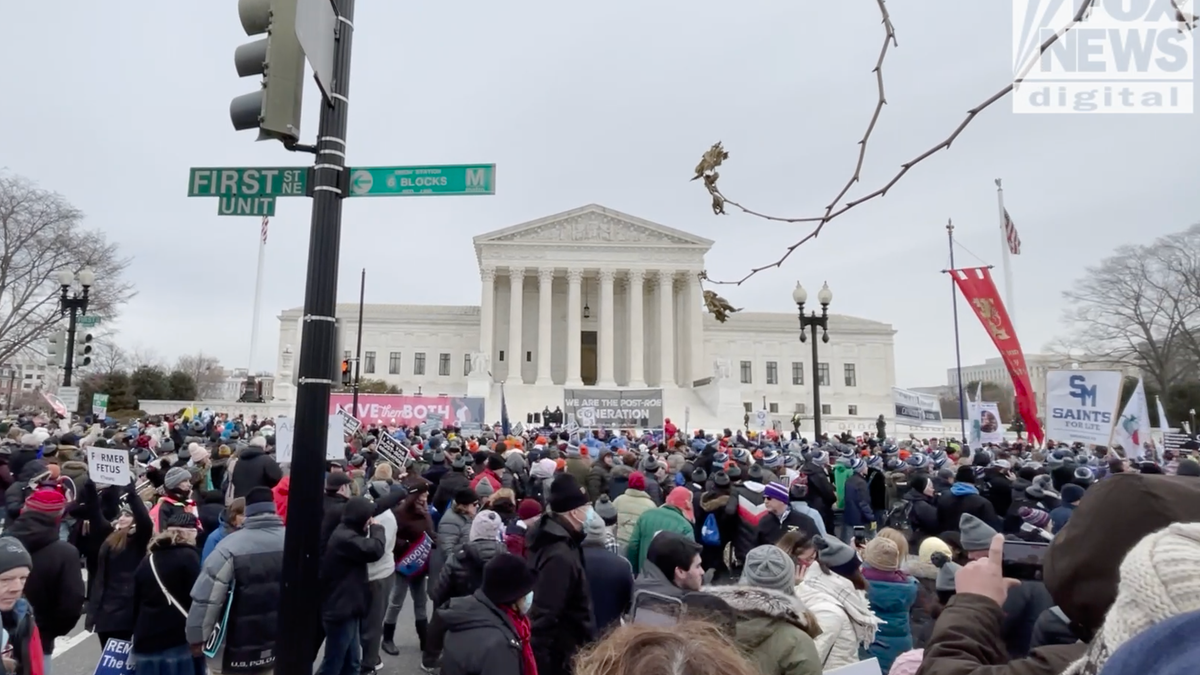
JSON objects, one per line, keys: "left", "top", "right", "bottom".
{"left": 1064, "top": 522, "right": 1200, "bottom": 675}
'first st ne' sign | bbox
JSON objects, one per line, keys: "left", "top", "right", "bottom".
{"left": 188, "top": 167, "right": 307, "bottom": 197}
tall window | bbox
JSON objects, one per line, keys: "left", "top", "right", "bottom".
{"left": 413, "top": 352, "right": 426, "bottom": 375}
{"left": 740, "top": 360, "right": 752, "bottom": 384}
{"left": 464, "top": 354, "right": 472, "bottom": 376}
{"left": 821, "top": 403, "right": 832, "bottom": 415}
{"left": 438, "top": 353, "right": 451, "bottom": 376}
{"left": 388, "top": 352, "right": 402, "bottom": 374}
{"left": 844, "top": 363, "right": 857, "bottom": 387}
{"left": 792, "top": 362, "right": 804, "bottom": 385}
{"left": 817, "top": 362, "right": 830, "bottom": 387}
{"left": 363, "top": 351, "right": 376, "bottom": 374}
{"left": 766, "top": 361, "right": 778, "bottom": 385}
{"left": 743, "top": 402, "right": 753, "bottom": 412}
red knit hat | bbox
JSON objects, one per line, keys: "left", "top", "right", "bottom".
{"left": 665, "top": 487, "right": 694, "bottom": 523}
{"left": 628, "top": 471, "right": 646, "bottom": 491}
{"left": 517, "top": 498, "right": 542, "bottom": 521}
{"left": 23, "top": 488, "right": 67, "bottom": 517}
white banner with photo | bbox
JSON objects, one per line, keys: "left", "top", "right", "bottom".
{"left": 892, "top": 387, "right": 943, "bottom": 427}
{"left": 968, "top": 401, "right": 1005, "bottom": 448}
{"left": 1044, "top": 370, "right": 1124, "bottom": 445}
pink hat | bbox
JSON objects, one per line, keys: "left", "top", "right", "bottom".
{"left": 889, "top": 649, "right": 924, "bottom": 675}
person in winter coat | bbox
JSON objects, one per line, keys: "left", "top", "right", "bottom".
{"left": 788, "top": 531, "right": 881, "bottom": 671}
{"left": 6, "top": 487, "right": 85, "bottom": 659}
{"left": 318, "top": 497, "right": 386, "bottom": 675}
{"left": 865, "top": 458, "right": 889, "bottom": 525}
{"left": 564, "top": 446, "right": 590, "bottom": 488}
{"left": 271, "top": 473, "right": 290, "bottom": 525}
{"left": 580, "top": 503, "right": 632, "bottom": 634}
{"left": 430, "top": 510, "right": 509, "bottom": 608}
{"left": 432, "top": 488, "right": 478, "bottom": 581}
{"left": 705, "top": 546, "right": 822, "bottom": 675}
{"left": 432, "top": 458, "right": 472, "bottom": 515}
{"left": 697, "top": 471, "right": 737, "bottom": 580}
{"left": 152, "top": 467, "right": 199, "bottom": 534}
{"left": 936, "top": 466, "right": 1000, "bottom": 534}
{"left": 526, "top": 473, "right": 596, "bottom": 675}
{"left": 787, "top": 482, "right": 826, "bottom": 538}
{"left": 919, "top": 473, "right": 1200, "bottom": 675}
{"left": 319, "top": 473, "right": 353, "bottom": 557}
{"left": 860, "top": 537, "right": 918, "bottom": 673}
{"left": 200, "top": 497, "right": 246, "bottom": 564}
{"left": 626, "top": 487, "right": 696, "bottom": 575}
{"left": 756, "top": 483, "right": 819, "bottom": 547}
{"left": 470, "top": 454, "right": 505, "bottom": 499}
{"left": 86, "top": 482, "right": 154, "bottom": 647}
{"left": 585, "top": 449, "right": 613, "bottom": 502}
{"left": 129, "top": 514, "right": 203, "bottom": 675}
{"left": 841, "top": 458, "right": 875, "bottom": 542}
{"left": 1049, "top": 483, "right": 1084, "bottom": 533}
{"left": 0, "top": 538, "right": 43, "bottom": 675}
{"left": 606, "top": 457, "right": 635, "bottom": 500}
{"left": 186, "top": 486, "right": 285, "bottom": 675}
{"left": 612, "top": 472, "right": 656, "bottom": 552}
{"left": 228, "top": 437, "right": 282, "bottom": 499}
{"left": 438, "top": 553, "right": 539, "bottom": 675}
{"left": 904, "top": 476, "right": 941, "bottom": 546}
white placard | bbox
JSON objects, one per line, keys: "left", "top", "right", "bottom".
{"left": 754, "top": 410, "right": 769, "bottom": 431}
{"left": 87, "top": 447, "right": 130, "bottom": 486}
{"left": 58, "top": 386, "right": 80, "bottom": 413}
{"left": 826, "top": 658, "right": 881, "bottom": 675}
{"left": 274, "top": 416, "right": 295, "bottom": 464}
{"left": 1045, "top": 370, "right": 1123, "bottom": 445}
{"left": 327, "top": 413, "right": 347, "bottom": 461}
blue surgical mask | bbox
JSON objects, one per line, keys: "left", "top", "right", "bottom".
{"left": 584, "top": 506, "right": 596, "bottom": 527}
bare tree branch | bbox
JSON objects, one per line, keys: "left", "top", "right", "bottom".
{"left": 694, "top": 0, "right": 1103, "bottom": 287}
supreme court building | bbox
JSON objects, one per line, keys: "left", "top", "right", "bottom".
{"left": 275, "top": 204, "right": 898, "bottom": 433}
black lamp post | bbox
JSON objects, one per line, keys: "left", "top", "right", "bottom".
{"left": 793, "top": 281, "right": 833, "bottom": 441}
{"left": 57, "top": 268, "right": 95, "bottom": 387}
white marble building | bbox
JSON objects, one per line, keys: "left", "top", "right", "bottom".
{"left": 275, "top": 204, "right": 898, "bottom": 433}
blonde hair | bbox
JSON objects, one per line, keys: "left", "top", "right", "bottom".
{"left": 372, "top": 463, "right": 393, "bottom": 482}
{"left": 575, "top": 621, "right": 760, "bottom": 675}
{"left": 876, "top": 527, "right": 910, "bottom": 560}
{"left": 487, "top": 488, "right": 516, "bottom": 507}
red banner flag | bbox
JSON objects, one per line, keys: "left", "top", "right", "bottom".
{"left": 951, "top": 267, "right": 1044, "bottom": 443}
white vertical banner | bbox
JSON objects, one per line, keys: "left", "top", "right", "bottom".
{"left": 274, "top": 416, "right": 295, "bottom": 464}
{"left": 1113, "top": 377, "right": 1154, "bottom": 461}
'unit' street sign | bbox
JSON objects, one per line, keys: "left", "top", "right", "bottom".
{"left": 189, "top": 167, "right": 307, "bottom": 197}
{"left": 346, "top": 164, "right": 495, "bottom": 197}
{"left": 218, "top": 196, "right": 277, "bottom": 217}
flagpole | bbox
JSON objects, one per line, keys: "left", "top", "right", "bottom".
{"left": 995, "top": 179, "right": 1016, "bottom": 331}
{"left": 947, "top": 219, "right": 969, "bottom": 446}
{"left": 247, "top": 216, "right": 268, "bottom": 373}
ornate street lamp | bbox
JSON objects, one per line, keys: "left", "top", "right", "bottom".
{"left": 794, "top": 281, "right": 832, "bottom": 440}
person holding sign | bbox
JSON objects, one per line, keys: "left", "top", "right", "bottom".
{"left": 0, "top": 538, "right": 42, "bottom": 675}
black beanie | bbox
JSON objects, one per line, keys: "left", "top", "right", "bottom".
{"left": 481, "top": 553, "right": 536, "bottom": 606}
{"left": 0, "top": 538, "right": 32, "bottom": 577}
{"left": 246, "top": 486, "right": 274, "bottom": 506}
{"left": 955, "top": 465, "right": 975, "bottom": 484}
{"left": 548, "top": 473, "right": 589, "bottom": 513}
{"left": 712, "top": 470, "right": 731, "bottom": 488}
{"left": 165, "top": 512, "right": 198, "bottom": 530}
{"left": 454, "top": 488, "right": 479, "bottom": 506}
{"left": 910, "top": 475, "right": 929, "bottom": 495}
{"left": 487, "top": 453, "right": 505, "bottom": 472}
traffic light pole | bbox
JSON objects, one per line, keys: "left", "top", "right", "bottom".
{"left": 276, "top": 0, "right": 355, "bottom": 673}
{"left": 62, "top": 307, "right": 78, "bottom": 387}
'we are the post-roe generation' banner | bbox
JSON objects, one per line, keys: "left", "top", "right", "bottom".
{"left": 329, "top": 394, "right": 485, "bottom": 427}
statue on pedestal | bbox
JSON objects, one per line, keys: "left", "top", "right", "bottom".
{"left": 712, "top": 358, "right": 732, "bottom": 381}
{"left": 876, "top": 414, "right": 887, "bottom": 441}
{"left": 470, "top": 352, "right": 491, "bottom": 378}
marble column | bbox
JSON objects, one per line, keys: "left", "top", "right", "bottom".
{"left": 597, "top": 268, "right": 617, "bottom": 387}
{"left": 535, "top": 267, "right": 555, "bottom": 385}
{"left": 657, "top": 269, "right": 675, "bottom": 386}
{"left": 478, "top": 266, "right": 496, "bottom": 372}
{"left": 687, "top": 271, "right": 705, "bottom": 385}
{"left": 627, "top": 269, "right": 646, "bottom": 387}
{"left": 565, "top": 268, "right": 583, "bottom": 387}
{"left": 508, "top": 267, "right": 525, "bottom": 383}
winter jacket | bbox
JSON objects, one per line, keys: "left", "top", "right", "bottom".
{"left": 565, "top": 457, "right": 590, "bottom": 489}
{"left": 271, "top": 475, "right": 289, "bottom": 524}
{"left": 1, "top": 598, "right": 45, "bottom": 675}
{"left": 201, "top": 511, "right": 236, "bottom": 565}
{"left": 727, "top": 481, "right": 767, "bottom": 565}
{"left": 318, "top": 492, "right": 349, "bottom": 557}
{"left": 470, "top": 470, "right": 502, "bottom": 497}
{"left": 432, "top": 509, "right": 474, "bottom": 584}
{"left": 613, "top": 488, "right": 656, "bottom": 551}
{"left": 1029, "top": 606, "right": 1077, "bottom": 650}
{"left": 580, "top": 536, "right": 633, "bottom": 634}
{"left": 626, "top": 505, "right": 694, "bottom": 575}
{"left": 607, "top": 464, "right": 633, "bottom": 500}
{"left": 796, "top": 564, "right": 879, "bottom": 671}
{"left": 842, "top": 472, "right": 875, "bottom": 527}
{"left": 788, "top": 502, "right": 827, "bottom": 538}
{"left": 862, "top": 568, "right": 918, "bottom": 673}
{"left": 131, "top": 536, "right": 201, "bottom": 654}
{"left": 866, "top": 468, "right": 888, "bottom": 512}
{"left": 982, "top": 468, "right": 1014, "bottom": 519}
{"left": 526, "top": 514, "right": 595, "bottom": 675}
{"left": 905, "top": 558, "right": 941, "bottom": 649}
{"left": 936, "top": 484, "right": 1000, "bottom": 533}
{"left": 86, "top": 488, "right": 154, "bottom": 635}
{"left": 585, "top": 462, "right": 611, "bottom": 502}
{"left": 432, "top": 470, "right": 471, "bottom": 512}
{"left": 186, "top": 511, "right": 285, "bottom": 673}
{"left": 755, "top": 508, "right": 820, "bottom": 548}
{"left": 904, "top": 490, "right": 941, "bottom": 546}
{"left": 319, "top": 501, "right": 386, "bottom": 622}
{"left": 429, "top": 539, "right": 508, "bottom": 608}
{"left": 704, "top": 585, "right": 822, "bottom": 675}
{"left": 801, "top": 463, "right": 837, "bottom": 531}
{"left": 5, "top": 512, "right": 85, "bottom": 653}
{"left": 229, "top": 447, "right": 282, "bottom": 498}
{"left": 1001, "top": 580, "right": 1055, "bottom": 659}
{"left": 439, "top": 591, "right": 529, "bottom": 675}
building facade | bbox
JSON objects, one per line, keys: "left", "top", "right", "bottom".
{"left": 275, "top": 204, "right": 898, "bottom": 433}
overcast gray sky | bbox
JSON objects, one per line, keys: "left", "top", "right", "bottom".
{"left": 2, "top": 1, "right": 1195, "bottom": 387}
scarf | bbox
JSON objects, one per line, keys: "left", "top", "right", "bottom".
{"left": 501, "top": 604, "right": 537, "bottom": 675}
{"left": 800, "top": 567, "right": 881, "bottom": 650}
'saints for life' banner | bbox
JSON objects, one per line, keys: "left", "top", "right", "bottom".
{"left": 951, "top": 267, "right": 1044, "bottom": 443}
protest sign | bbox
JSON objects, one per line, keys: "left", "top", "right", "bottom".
{"left": 274, "top": 416, "right": 295, "bottom": 464}
{"left": 1045, "top": 370, "right": 1123, "bottom": 445}
{"left": 564, "top": 389, "right": 663, "bottom": 429}
{"left": 93, "top": 639, "right": 135, "bottom": 675}
{"left": 87, "top": 448, "right": 130, "bottom": 486}
{"left": 92, "top": 393, "right": 109, "bottom": 419}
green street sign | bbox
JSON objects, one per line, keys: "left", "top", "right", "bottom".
{"left": 78, "top": 315, "right": 101, "bottom": 328}
{"left": 218, "top": 196, "right": 277, "bottom": 217}
{"left": 188, "top": 167, "right": 307, "bottom": 197}
{"left": 346, "top": 164, "right": 495, "bottom": 197}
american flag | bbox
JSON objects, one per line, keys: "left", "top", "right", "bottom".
{"left": 1002, "top": 208, "right": 1021, "bottom": 255}
{"left": 261, "top": 216, "right": 269, "bottom": 245}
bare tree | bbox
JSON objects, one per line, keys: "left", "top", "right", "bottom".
{"left": 175, "top": 352, "right": 226, "bottom": 398}
{"left": 0, "top": 173, "right": 134, "bottom": 366}
{"left": 127, "top": 344, "right": 165, "bottom": 370}
{"left": 1057, "top": 227, "right": 1200, "bottom": 393}
{"left": 89, "top": 339, "right": 130, "bottom": 376}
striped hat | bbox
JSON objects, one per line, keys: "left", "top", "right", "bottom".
{"left": 24, "top": 488, "right": 67, "bottom": 517}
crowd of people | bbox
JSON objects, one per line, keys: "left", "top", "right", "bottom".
{"left": 0, "top": 408, "right": 1197, "bottom": 675}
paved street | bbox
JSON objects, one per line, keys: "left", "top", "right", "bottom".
{"left": 51, "top": 603, "right": 424, "bottom": 675}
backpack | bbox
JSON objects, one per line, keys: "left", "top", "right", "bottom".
{"left": 700, "top": 513, "right": 721, "bottom": 547}
{"left": 884, "top": 500, "right": 913, "bottom": 534}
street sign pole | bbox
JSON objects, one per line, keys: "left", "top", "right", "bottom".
{"left": 276, "top": 0, "right": 354, "bottom": 673}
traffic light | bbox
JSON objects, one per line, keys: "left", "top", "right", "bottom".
{"left": 76, "top": 331, "right": 94, "bottom": 367}
{"left": 230, "top": 0, "right": 305, "bottom": 143}
{"left": 46, "top": 330, "right": 67, "bottom": 367}
{"left": 341, "top": 360, "right": 351, "bottom": 386}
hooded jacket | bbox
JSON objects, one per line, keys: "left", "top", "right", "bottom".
{"left": 429, "top": 538, "right": 509, "bottom": 608}
{"left": 526, "top": 514, "right": 594, "bottom": 675}
{"left": 320, "top": 498, "right": 386, "bottom": 622}
{"left": 229, "top": 446, "right": 282, "bottom": 499}
{"left": 439, "top": 591, "right": 529, "bottom": 675}
{"left": 5, "top": 512, "right": 86, "bottom": 652}
{"left": 703, "top": 585, "right": 823, "bottom": 675}
{"left": 796, "top": 563, "right": 880, "bottom": 671}
{"left": 607, "top": 464, "right": 634, "bottom": 500}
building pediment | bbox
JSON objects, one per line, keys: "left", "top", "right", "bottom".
{"left": 474, "top": 204, "right": 714, "bottom": 250}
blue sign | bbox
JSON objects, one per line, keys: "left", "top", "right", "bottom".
{"left": 93, "top": 639, "right": 135, "bottom": 675}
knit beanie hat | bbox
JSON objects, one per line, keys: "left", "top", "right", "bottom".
{"left": 627, "top": 471, "right": 646, "bottom": 491}
{"left": 593, "top": 495, "right": 618, "bottom": 526}
{"left": 740, "top": 545, "right": 796, "bottom": 594}
{"left": 244, "top": 486, "right": 275, "bottom": 517}
{"left": 0, "top": 538, "right": 32, "bottom": 577}
{"left": 1019, "top": 506, "right": 1052, "bottom": 529}
{"left": 469, "top": 510, "right": 505, "bottom": 542}
{"left": 23, "top": 488, "right": 67, "bottom": 518}
{"left": 548, "top": 473, "right": 588, "bottom": 513}
{"left": 517, "top": 498, "right": 542, "bottom": 521}
{"left": 762, "top": 482, "right": 789, "bottom": 503}
{"left": 1062, "top": 483, "right": 1086, "bottom": 505}
{"left": 934, "top": 558, "right": 961, "bottom": 592}
{"left": 1063, "top": 522, "right": 1200, "bottom": 675}
{"left": 959, "top": 513, "right": 998, "bottom": 552}
{"left": 919, "top": 537, "right": 952, "bottom": 565}
{"left": 164, "top": 466, "right": 192, "bottom": 491}
{"left": 165, "top": 512, "right": 199, "bottom": 530}
{"left": 582, "top": 508, "right": 608, "bottom": 543}
{"left": 815, "top": 535, "right": 861, "bottom": 578}
{"left": 481, "top": 553, "right": 536, "bottom": 606}
{"left": 863, "top": 537, "right": 901, "bottom": 572}
{"left": 889, "top": 649, "right": 925, "bottom": 675}
{"left": 188, "top": 442, "right": 210, "bottom": 464}
{"left": 665, "top": 487, "right": 694, "bottom": 523}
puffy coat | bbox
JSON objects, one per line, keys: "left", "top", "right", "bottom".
{"left": 431, "top": 508, "right": 473, "bottom": 584}
{"left": 796, "top": 564, "right": 880, "bottom": 671}
{"left": 429, "top": 539, "right": 508, "bottom": 608}
{"left": 439, "top": 591, "right": 529, "bottom": 675}
{"left": 863, "top": 570, "right": 918, "bottom": 674}
{"left": 704, "top": 585, "right": 822, "bottom": 675}
{"left": 607, "top": 464, "right": 633, "bottom": 500}
{"left": 625, "top": 505, "right": 694, "bottom": 576}
{"left": 842, "top": 472, "right": 875, "bottom": 528}
{"left": 612, "top": 488, "right": 655, "bottom": 551}
{"left": 229, "top": 446, "right": 282, "bottom": 499}
{"left": 526, "top": 515, "right": 595, "bottom": 675}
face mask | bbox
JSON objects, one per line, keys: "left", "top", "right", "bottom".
{"left": 519, "top": 590, "right": 534, "bottom": 614}
{"left": 583, "top": 506, "right": 596, "bottom": 527}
